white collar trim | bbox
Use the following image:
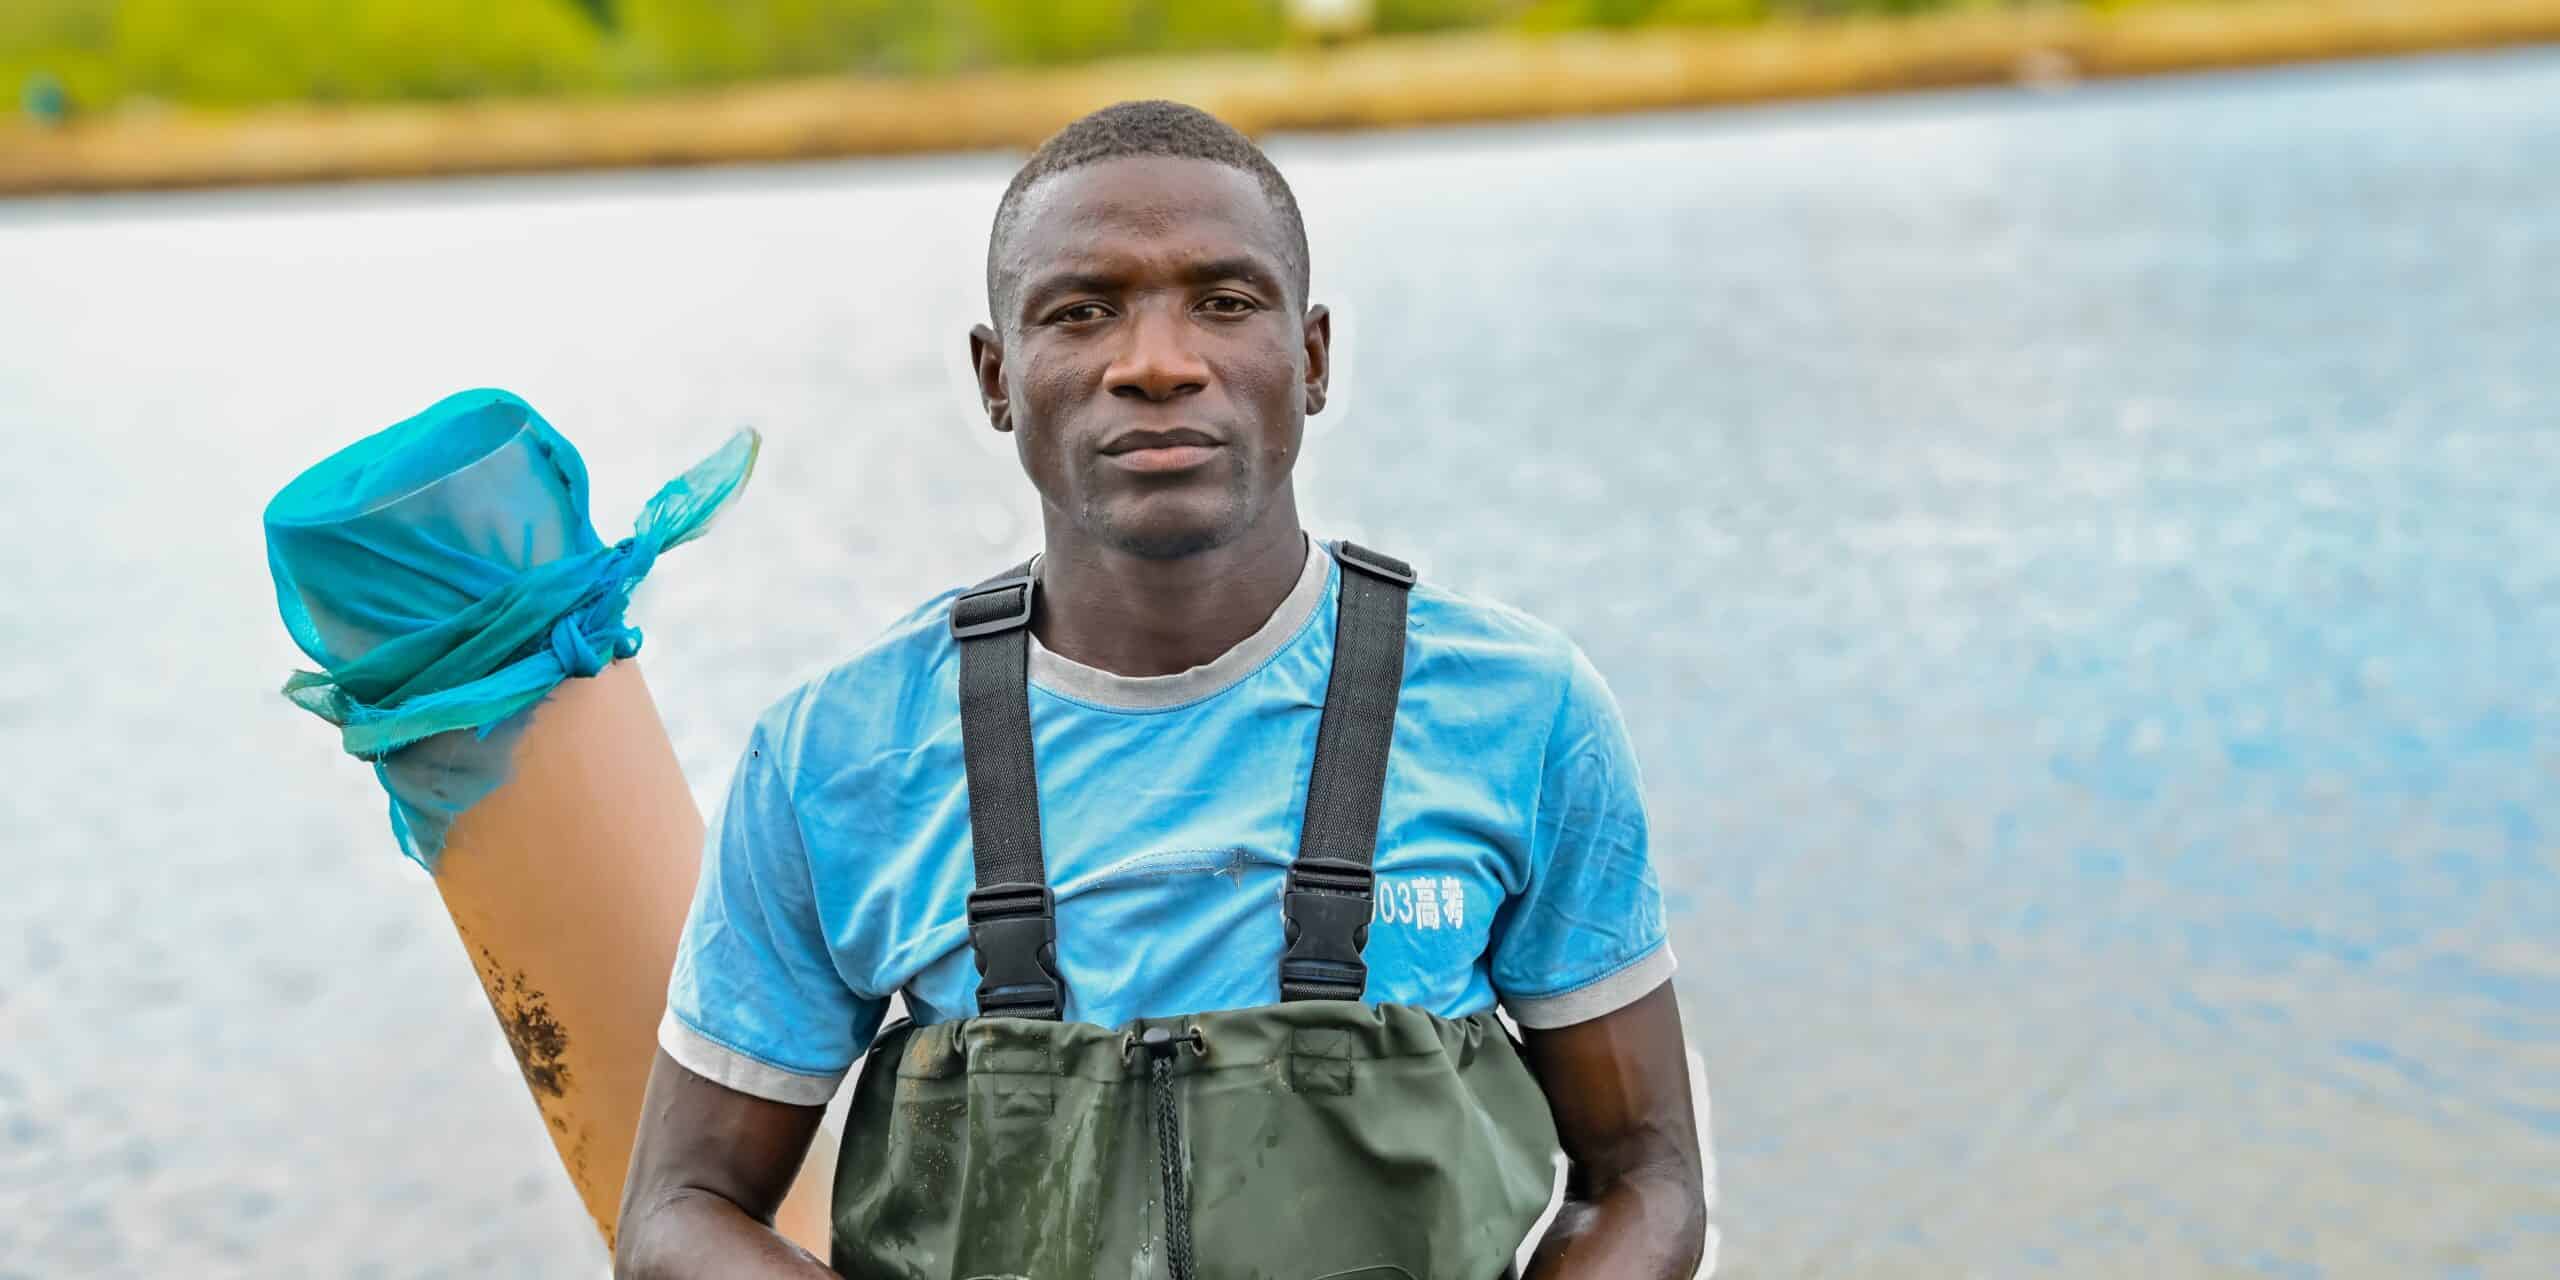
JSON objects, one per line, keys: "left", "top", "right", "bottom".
{"left": 1026, "top": 536, "right": 1330, "bottom": 710}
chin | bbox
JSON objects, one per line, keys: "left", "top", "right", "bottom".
{"left": 1088, "top": 494, "right": 1247, "bottom": 561}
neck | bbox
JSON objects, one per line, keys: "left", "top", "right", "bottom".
{"left": 1033, "top": 498, "right": 1308, "bottom": 678}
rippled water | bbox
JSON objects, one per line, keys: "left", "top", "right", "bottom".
{"left": 4, "top": 46, "right": 2557, "bottom": 1278}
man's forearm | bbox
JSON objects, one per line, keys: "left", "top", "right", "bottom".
{"left": 614, "top": 1186, "right": 839, "bottom": 1280}
{"left": 1522, "top": 1163, "right": 1708, "bottom": 1280}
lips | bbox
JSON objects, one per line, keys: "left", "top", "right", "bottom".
{"left": 1099, "top": 427, "right": 1225, "bottom": 475}
{"left": 1099, "top": 427, "right": 1221, "bottom": 456}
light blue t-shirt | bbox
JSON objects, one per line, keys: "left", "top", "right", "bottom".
{"left": 662, "top": 538, "right": 1672, "bottom": 1105}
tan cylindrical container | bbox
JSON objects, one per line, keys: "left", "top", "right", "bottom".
{"left": 265, "top": 392, "right": 826, "bottom": 1257}
{"left": 431, "top": 658, "right": 834, "bottom": 1255}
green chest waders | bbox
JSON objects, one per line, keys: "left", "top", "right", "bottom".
{"left": 830, "top": 544, "right": 1563, "bottom": 1280}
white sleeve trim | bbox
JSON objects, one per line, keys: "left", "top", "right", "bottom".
{"left": 657, "top": 1009, "right": 847, "bottom": 1107}
{"left": 1502, "top": 941, "right": 1678, "bottom": 1030}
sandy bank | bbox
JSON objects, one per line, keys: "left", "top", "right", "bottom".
{"left": 4, "top": 0, "right": 2554, "bottom": 197}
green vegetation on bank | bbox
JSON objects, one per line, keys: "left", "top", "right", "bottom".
{"left": 7, "top": 0, "right": 2199, "bottom": 115}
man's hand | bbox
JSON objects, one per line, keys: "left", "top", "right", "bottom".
{"left": 613, "top": 1049, "right": 839, "bottom": 1279}
{"left": 1519, "top": 981, "right": 1709, "bottom": 1279}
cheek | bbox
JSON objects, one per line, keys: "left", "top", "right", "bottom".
{"left": 1012, "top": 351, "right": 1095, "bottom": 469}
{"left": 1005, "top": 354, "right": 1087, "bottom": 488}
{"left": 1232, "top": 359, "right": 1305, "bottom": 468}
{"left": 1277, "top": 424, "right": 1304, "bottom": 471}
{"left": 1016, "top": 349, "right": 1084, "bottom": 417}
{"left": 1221, "top": 340, "right": 1305, "bottom": 412}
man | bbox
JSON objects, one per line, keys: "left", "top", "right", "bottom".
{"left": 616, "top": 100, "right": 1706, "bottom": 1279}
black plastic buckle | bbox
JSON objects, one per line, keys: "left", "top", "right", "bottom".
{"left": 1280, "top": 857, "right": 1374, "bottom": 1002}
{"left": 949, "top": 575, "right": 1036, "bottom": 640}
{"left": 967, "top": 882, "right": 1062, "bottom": 1019}
{"left": 1332, "top": 541, "right": 1415, "bottom": 588}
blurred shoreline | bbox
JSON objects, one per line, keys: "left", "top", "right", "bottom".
{"left": 5, "top": 0, "right": 2556, "bottom": 197}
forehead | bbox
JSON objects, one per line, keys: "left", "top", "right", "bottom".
{"left": 999, "top": 155, "right": 1292, "bottom": 288}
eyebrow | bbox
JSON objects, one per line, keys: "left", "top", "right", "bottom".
{"left": 1019, "top": 270, "right": 1122, "bottom": 312}
{"left": 1176, "top": 256, "right": 1285, "bottom": 296}
{"left": 1017, "top": 255, "right": 1287, "bottom": 318}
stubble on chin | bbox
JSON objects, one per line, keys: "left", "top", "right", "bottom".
{"left": 1079, "top": 458, "right": 1260, "bottom": 562}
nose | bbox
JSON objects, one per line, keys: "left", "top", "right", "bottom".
{"left": 1104, "top": 299, "right": 1209, "bottom": 403}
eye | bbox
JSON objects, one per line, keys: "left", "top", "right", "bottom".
{"left": 1198, "top": 294, "right": 1257, "bottom": 317}
{"left": 1049, "top": 302, "right": 1112, "bottom": 325}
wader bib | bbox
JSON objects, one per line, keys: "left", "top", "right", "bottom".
{"left": 831, "top": 544, "right": 1563, "bottom": 1280}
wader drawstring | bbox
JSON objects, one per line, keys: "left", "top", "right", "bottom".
{"left": 1134, "top": 1025, "right": 1202, "bottom": 1280}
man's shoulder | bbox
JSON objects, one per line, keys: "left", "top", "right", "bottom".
{"left": 746, "top": 582, "right": 974, "bottom": 775}
{"left": 1382, "top": 570, "right": 1638, "bottom": 834}
{"left": 1402, "top": 572, "right": 1586, "bottom": 687}
{"left": 1393, "top": 568, "right": 1607, "bottom": 740}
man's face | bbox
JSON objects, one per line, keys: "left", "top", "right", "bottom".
{"left": 972, "top": 155, "right": 1328, "bottom": 561}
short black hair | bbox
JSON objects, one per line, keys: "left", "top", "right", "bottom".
{"left": 986, "top": 100, "right": 1310, "bottom": 321}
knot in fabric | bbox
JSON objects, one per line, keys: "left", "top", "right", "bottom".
{"left": 615, "top": 530, "right": 663, "bottom": 586}
{"left": 546, "top": 614, "right": 609, "bottom": 678}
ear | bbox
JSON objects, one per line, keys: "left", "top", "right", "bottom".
{"left": 969, "top": 323, "right": 1011, "bottom": 433}
{"left": 1301, "top": 304, "right": 1332, "bottom": 417}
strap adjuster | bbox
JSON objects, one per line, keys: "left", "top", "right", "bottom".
{"left": 1280, "top": 857, "right": 1374, "bottom": 1002}
{"left": 950, "top": 575, "right": 1036, "bottom": 640}
{"left": 1287, "top": 856, "right": 1374, "bottom": 897}
{"left": 967, "top": 882, "right": 1062, "bottom": 1019}
{"left": 1332, "top": 541, "right": 1416, "bottom": 588}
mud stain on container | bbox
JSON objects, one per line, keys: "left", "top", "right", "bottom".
{"left": 479, "top": 946, "right": 573, "bottom": 1100}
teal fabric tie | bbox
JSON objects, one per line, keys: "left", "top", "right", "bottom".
{"left": 264, "top": 388, "right": 756, "bottom": 868}
{"left": 547, "top": 612, "right": 628, "bottom": 680}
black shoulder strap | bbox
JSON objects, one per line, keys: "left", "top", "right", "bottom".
{"left": 1281, "top": 541, "right": 1417, "bottom": 1002}
{"left": 950, "top": 560, "right": 1064, "bottom": 1019}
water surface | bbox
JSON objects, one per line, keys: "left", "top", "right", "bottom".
{"left": 3, "top": 47, "right": 2556, "bottom": 1278}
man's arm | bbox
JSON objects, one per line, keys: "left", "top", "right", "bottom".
{"left": 614, "top": 1049, "right": 838, "bottom": 1279}
{"left": 1518, "top": 980, "right": 1708, "bottom": 1280}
